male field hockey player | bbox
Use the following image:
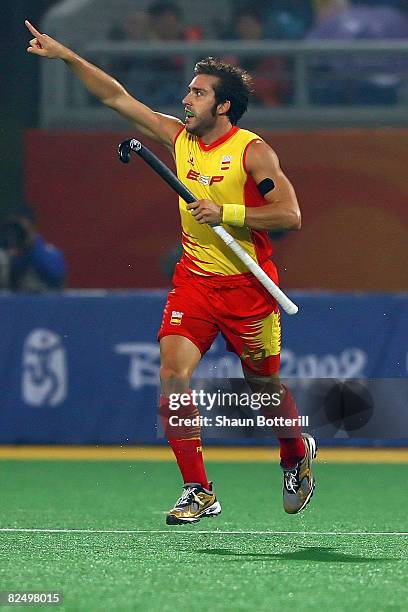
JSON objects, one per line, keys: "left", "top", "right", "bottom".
{"left": 25, "top": 19, "right": 316, "bottom": 524}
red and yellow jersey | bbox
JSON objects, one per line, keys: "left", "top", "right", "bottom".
{"left": 174, "top": 125, "right": 273, "bottom": 276}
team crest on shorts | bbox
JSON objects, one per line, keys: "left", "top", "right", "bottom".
{"left": 170, "top": 310, "right": 184, "bottom": 325}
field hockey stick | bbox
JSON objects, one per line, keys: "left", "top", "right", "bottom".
{"left": 118, "top": 138, "right": 299, "bottom": 315}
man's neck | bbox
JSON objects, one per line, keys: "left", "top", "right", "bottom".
{"left": 199, "top": 121, "right": 234, "bottom": 145}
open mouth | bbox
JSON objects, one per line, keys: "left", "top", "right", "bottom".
{"left": 185, "top": 109, "right": 195, "bottom": 119}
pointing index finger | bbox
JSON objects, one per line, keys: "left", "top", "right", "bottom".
{"left": 25, "top": 20, "right": 42, "bottom": 38}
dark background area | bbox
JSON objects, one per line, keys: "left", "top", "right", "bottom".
{"left": 1, "top": 1, "right": 56, "bottom": 215}
{"left": 3, "top": 1, "right": 408, "bottom": 291}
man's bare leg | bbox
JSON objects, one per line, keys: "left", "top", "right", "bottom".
{"left": 160, "top": 336, "right": 221, "bottom": 524}
{"left": 243, "top": 367, "right": 316, "bottom": 514}
{"left": 243, "top": 367, "right": 305, "bottom": 465}
{"left": 160, "top": 335, "right": 201, "bottom": 396}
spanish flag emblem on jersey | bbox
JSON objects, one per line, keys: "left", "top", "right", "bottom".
{"left": 220, "top": 155, "right": 232, "bottom": 170}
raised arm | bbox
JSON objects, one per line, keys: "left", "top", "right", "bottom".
{"left": 25, "top": 20, "right": 183, "bottom": 149}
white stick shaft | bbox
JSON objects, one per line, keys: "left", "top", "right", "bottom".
{"left": 212, "top": 225, "right": 299, "bottom": 315}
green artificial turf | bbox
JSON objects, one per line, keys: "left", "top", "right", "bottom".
{"left": 0, "top": 460, "right": 407, "bottom": 611}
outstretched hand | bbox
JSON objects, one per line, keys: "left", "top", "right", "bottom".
{"left": 25, "top": 20, "right": 71, "bottom": 60}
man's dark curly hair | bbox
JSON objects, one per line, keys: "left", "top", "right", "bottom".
{"left": 194, "top": 57, "right": 254, "bottom": 125}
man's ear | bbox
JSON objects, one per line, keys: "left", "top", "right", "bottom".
{"left": 217, "top": 100, "right": 231, "bottom": 116}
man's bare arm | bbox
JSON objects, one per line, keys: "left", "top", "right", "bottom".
{"left": 244, "top": 140, "right": 301, "bottom": 231}
{"left": 25, "top": 20, "right": 183, "bottom": 149}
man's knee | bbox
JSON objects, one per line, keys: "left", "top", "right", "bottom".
{"left": 160, "top": 364, "right": 194, "bottom": 395}
{"left": 160, "top": 364, "right": 192, "bottom": 385}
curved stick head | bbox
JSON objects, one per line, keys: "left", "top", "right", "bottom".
{"left": 118, "top": 140, "right": 132, "bottom": 163}
{"left": 129, "top": 139, "right": 142, "bottom": 153}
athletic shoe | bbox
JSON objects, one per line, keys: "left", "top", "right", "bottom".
{"left": 166, "top": 482, "right": 221, "bottom": 525}
{"left": 281, "top": 433, "right": 317, "bottom": 514}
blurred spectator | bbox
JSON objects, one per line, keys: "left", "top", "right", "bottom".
{"left": 307, "top": 4, "right": 408, "bottom": 104}
{"left": 224, "top": 5, "right": 292, "bottom": 106}
{"left": 313, "top": 0, "right": 350, "bottom": 23}
{"left": 119, "top": 1, "right": 200, "bottom": 106}
{"left": 148, "top": 0, "right": 193, "bottom": 40}
{"left": 262, "top": 1, "right": 316, "bottom": 39}
{"left": 231, "top": 7, "right": 265, "bottom": 40}
{"left": 0, "top": 208, "right": 66, "bottom": 292}
{"left": 110, "top": 11, "right": 151, "bottom": 42}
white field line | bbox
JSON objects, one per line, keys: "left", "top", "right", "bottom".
{"left": 0, "top": 529, "right": 407, "bottom": 536}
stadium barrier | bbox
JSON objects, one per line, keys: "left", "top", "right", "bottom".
{"left": 39, "top": 39, "right": 408, "bottom": 130}
{"left": 0, "top": 291, "right": 406, "bottom": 445}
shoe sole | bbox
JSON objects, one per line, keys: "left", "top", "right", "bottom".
{"left": 166, "top": 500, "right": 222, "bottom": 525}
{"left": 285, "top": 435, "right": 317, "bottom": 515}
{"left": 296, "top": 434, "right": 317, "bottom": 513}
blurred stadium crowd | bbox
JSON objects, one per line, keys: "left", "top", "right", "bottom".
{"left": 99, "top": 0, "right": 408, "bottom": 107}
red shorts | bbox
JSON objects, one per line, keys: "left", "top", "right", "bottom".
{"left": 158, "top": 260, "right": 281, "bottom": 375}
